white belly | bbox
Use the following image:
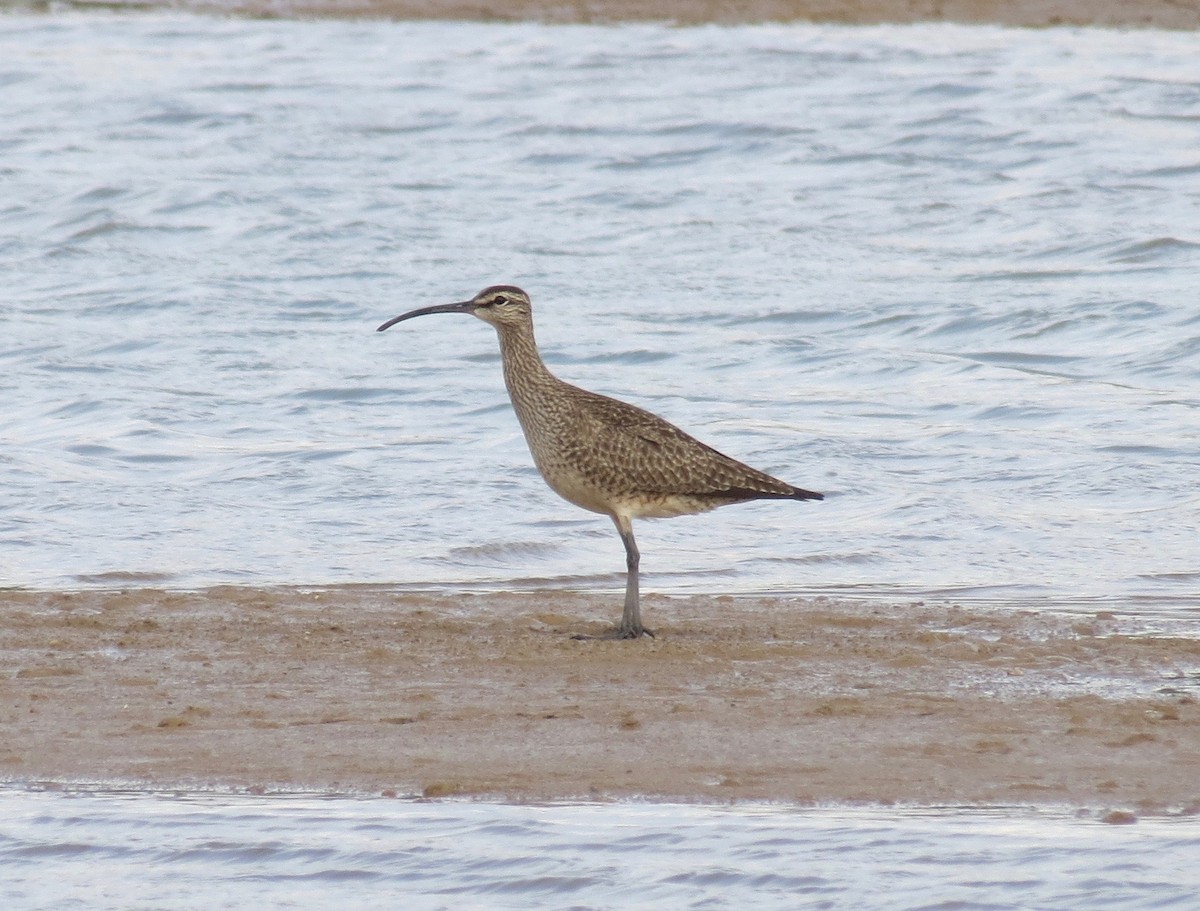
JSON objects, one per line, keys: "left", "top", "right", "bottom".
{"left": 540, "top": 466, "right": 718, "bottom": 521}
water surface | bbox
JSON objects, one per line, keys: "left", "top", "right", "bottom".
{"left": 3, "top": 789, "right": 1199, "bottom": 911}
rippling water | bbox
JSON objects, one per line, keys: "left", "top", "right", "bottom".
{"left": 2, "top": 12, "right": 1198, "bottom": 608}
{"left": 2, "top": 789, "right": 1198, "bottom": 910}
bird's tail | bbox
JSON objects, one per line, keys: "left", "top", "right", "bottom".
{"left": 789, "top": 487, "right": 824, "bottom": 501}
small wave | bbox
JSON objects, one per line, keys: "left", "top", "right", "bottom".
{"left": 598, "top": 146, "right": 722, "bottom": 170}
{"left": 954, "top": 268, "right": 1090, "bottom": 283}
{"left": 1135, "top": 162, "right": 1200, "bottom": 179}
{"left": 288, "top": 387, "right": 397, "bottom": 403}
{"left": 72, "top": 571, "right": 179, "bottom": 585}
{"left": 446, "top": 541, "right": 566, "bottom": 566}
{"left": 1105, "top": 236, "right": 1200, "bottom": 264}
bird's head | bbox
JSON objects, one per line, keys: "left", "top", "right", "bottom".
{"left": 377, "top": 285, "right": 531, "bottom": 333}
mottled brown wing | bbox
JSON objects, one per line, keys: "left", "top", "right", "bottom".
{"left": 561, "top": 385, "right": 818, "bottom": 501}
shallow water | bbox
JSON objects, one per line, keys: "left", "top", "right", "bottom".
{"left": 1, "top": 13, "right": 1198, "bottom": 610}
{"left": 2, "top": 789, "right": 1199, "bottom": 911}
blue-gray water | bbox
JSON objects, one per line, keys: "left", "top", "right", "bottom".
{"left": 2, "top": 13, "right": 1197, "bottom": 608}
{"left": 3, "top": 790, "right": 1199, "bottom": 911}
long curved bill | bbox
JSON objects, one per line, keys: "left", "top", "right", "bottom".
{"left": 376, "top": 300, "right": 476, "bottom": 332}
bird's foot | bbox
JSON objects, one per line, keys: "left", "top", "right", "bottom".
{"left": 572, "top": 625, "right": 655, "bottom": 641}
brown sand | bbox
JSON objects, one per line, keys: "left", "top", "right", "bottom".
{"left": 4, "top": 586, "right": 1198, "bottom": 811}
{"left": 61, "top": 0, "right": 1200, "bottom": 29}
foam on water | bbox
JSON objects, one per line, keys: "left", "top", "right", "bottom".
{"left": 1, "top": 13, "right": 1197, "bottom": 610}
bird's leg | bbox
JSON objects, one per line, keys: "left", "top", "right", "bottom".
{"left": 571, "top": 516, "right": 654, "bottom": 640}
{"left": 616, "top": 520, "right": 649, "bottom": 638}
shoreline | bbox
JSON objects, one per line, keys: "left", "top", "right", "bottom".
{"left": 4, "top": 586, "right": 1198, "bottom": 812}
{"left": 19, "top": 0, "right": 1200, "bottom": 29}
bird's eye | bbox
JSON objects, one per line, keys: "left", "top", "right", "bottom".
{"left": 493, "top": 296, "right": 508, "bottom": 306}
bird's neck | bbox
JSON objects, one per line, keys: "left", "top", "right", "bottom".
{"left": 494, "top": 320, "right": 557, "bottom": 404}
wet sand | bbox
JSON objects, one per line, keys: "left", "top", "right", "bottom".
{"left": 4, "top": 587, "right": 1198, "bottom": 812}
{"left": 58, "top": 0, "right": 1200, "bottom": 29}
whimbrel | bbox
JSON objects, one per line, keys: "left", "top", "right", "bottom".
{"left": 377, "top": 285, "right": 823, "bottom": 639}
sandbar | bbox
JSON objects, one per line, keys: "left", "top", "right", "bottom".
{"left": 4, "top": 586, "right": 1198, "bottom": 813}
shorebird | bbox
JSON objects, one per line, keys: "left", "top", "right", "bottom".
{"left": 377, "top": 285, "right": 823, "bottom": 639}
